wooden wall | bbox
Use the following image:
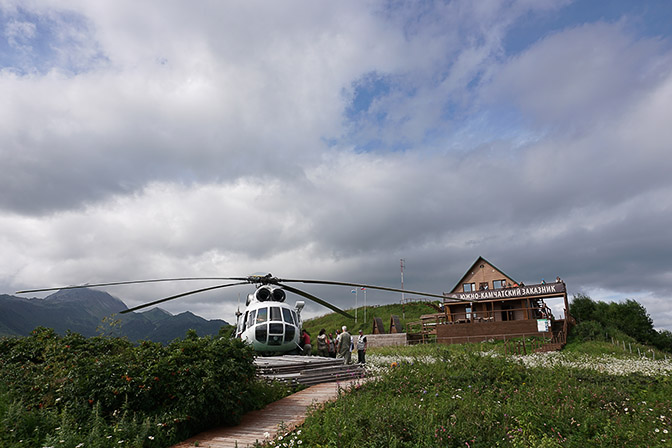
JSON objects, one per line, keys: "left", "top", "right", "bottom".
{"left": 364, "top": 333, "right": 407, "bottom": 347}
{"left": 436, "top": 320, "right": 549, "bottom": 345}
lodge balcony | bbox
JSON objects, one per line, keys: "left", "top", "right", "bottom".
{"left": 406, "top": 306, "right": 568, "bottom": 349}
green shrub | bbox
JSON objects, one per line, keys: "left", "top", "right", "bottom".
{"left": 569, "top": 320, "right": 606, "bottom": 342}
{"left": 0, "top": 327, "right": 288, "bottom": 447}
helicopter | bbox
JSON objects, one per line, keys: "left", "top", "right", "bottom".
{"left": 17, "top": 273, "right": 451, "bottom": 354}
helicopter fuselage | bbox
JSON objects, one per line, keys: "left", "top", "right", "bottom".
{"left": 234, "top": 285, "right": 305, "bottom": 353}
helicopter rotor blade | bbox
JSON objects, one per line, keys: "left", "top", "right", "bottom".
{"left": 120, "top": 281, "right": 250, "bottom": 314}
{"left": 16, "top": 277, "right": 249, "bottom": 295}
{"left": 279, "top": 283, "right": 355, "bottom": 319}
{"left": 276, "top": 278, "right": 458, "bottom": 301}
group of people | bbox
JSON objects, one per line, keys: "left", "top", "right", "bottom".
{"left": 300, "top": 326, "right": 367, "bottom": 364}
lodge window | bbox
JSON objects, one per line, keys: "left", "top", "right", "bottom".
{"left": 463, "top": 283, "right": 475, "bottom": 292}
{"left": 479, "top": 282, "right": 489, "bottom": 290}
{"left": 493, "top": 279, "right": 506, "bottom": 289}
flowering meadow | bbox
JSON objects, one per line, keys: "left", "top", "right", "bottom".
{"left": 0, "top": 327, "right": 292, "bottom": 448}
{"left": 266, "top": 343, "right": 672, "bottom": 447}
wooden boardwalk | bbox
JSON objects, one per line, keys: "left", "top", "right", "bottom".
{"left": 171, "top": 378, "right": 365, "bottom": 448}
{"left": 254, "top": 355, "right": 365, "bottom": 385}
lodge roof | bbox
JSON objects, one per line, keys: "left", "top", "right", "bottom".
{"left": 448, "top": 256, "right": 519, "bottom": 294}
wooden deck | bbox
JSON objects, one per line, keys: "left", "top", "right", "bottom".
{"left": 255, "top": 355, "right": 365, "bottom": 385}
{"left": 171, "top": 377, "right": 366, "bottom": 448}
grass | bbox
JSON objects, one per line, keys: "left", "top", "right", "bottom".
{"left": 264, "top": 341, "right": 672, "bottom": 447}
{"left": 303, "top": 301, "right": 440, "bottom": 340}
{"left": 565, "top": 338, "right": 672, "bottom": 361}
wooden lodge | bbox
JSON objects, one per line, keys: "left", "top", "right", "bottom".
{"left": 408, "top": 257, "right": 571, "bottom": 350}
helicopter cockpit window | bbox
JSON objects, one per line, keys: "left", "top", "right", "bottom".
{"left": 282, "top": 308, "right": 294, "bottom": 325}
{"left": 256, "top": 307, "right": 267, "bottom": 323}
{"left": 247, "top": 310, "right": 256, "bottom": 328}
{"left": 270, "top": 306, "right": 282, "bottom": 322}
{"left": 255, "top": 324, "right": 267, "bottom": 343}
{"left": 284, "top": 324, "right": 296, "bottom": 343}
{"left": 242, "top": 311, "right": 249, "bottom": 332}
{"left": 291, "top": 310, "right": 299, "bottom": 325}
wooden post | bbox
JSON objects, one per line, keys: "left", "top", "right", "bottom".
{"left": 563, "top": 291, "right": 569, "bottom": 320}
{"left": 525, "top": 298, "right": 531, "bottom": 320}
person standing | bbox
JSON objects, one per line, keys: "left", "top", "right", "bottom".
{"left": 337, "top": 326, "right": 351, "bottom": 364}
{"left": 301, "top": 329, "right": 312, "bottom": 356}
{"left": 356, "top": 329, "right": 367, "bottom": 364}
{"left": 316, "top": 328, "right": 329, "bottom": 357}
{"left": 327, "top": 333, "right": 336, "bottom": 358}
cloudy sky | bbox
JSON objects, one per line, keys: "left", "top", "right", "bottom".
{"left": 2, "top": 0, "right": 672, "bottom": 330}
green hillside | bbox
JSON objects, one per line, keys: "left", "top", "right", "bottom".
{"left": 303, "top": 300, "right": 440, "bottom": 339}
{"left": 268, "top": 340, "right": 672, "bottom": 447}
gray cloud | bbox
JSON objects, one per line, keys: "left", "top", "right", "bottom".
{"left": 1, "top": 1, "right": 671, "bottom": 331}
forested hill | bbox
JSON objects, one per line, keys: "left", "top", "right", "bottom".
{"left": 0, "top": 288, "right": 230, "bottom": 344}
{"left": 569, "top": 295, "right": 672, "bottom": 352}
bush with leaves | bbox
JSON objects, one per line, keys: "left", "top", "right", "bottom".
{"left": 0, "top": 327, "right": 292, "bottom": 447}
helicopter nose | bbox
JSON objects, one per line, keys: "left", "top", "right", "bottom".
{"left": 257, "top": 322, "right": 296, "bottom": 346}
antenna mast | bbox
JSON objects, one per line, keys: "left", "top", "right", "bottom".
{"left": 400, "top": 258, "right": 405, "bottom": 301}
{"left": 400, "top": 258, "right": 405, "bottom": 318}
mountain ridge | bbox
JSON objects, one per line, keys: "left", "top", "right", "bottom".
{"left": 0, "top": 289, "right": 230, "bottom": 344}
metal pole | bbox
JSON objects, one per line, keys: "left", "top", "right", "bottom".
{"left": 364, "top": 288, "right": 367, "bottom": 324}
{"left": 400, "top": 259, "right": 405, "bottom": 318}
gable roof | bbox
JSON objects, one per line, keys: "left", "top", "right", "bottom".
{"left": 448, "top": 256, "right": 519, "bottom": 294}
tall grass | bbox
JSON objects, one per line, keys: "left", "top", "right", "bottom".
{"left": 267, "top": 342, "right": 672, "bottom": 447}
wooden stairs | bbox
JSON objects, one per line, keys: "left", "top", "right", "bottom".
{"left": 254, "top": 355, "right": 366, "bottom": 386}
